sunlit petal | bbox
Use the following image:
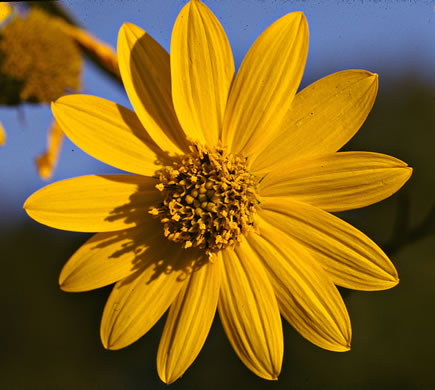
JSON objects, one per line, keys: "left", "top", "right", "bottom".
{"left": 157, "top": 258, "right": 220, "bottom": 384}
{"left": 59, "top": 221, "right": 165, "bottom": 292}
{"left": 248, "top": 219, "right": 351, "bottom": 351}
{"left": 218, "top": 243, "right": 283, "bottom": 380}
{"left": 222, "top": 12, "right": 308, "bottom": 158}
{"left": 258, "top": 152, "right": 412, "bottom": 211}
{"left": 52, "top": 95, "right": 164, "bottom": 176}
{"left": 0, "top": 121, "right": 6, "bottom": 146}
{"left": 24, "top": 175, "right": 160, "bottom": 232}
{"left": 252, "top": 70, "right": 378, "bottom": 172}
{"left": 258, "top": 198, "right": 398, "bottom": 290}
{"left": 171, "top": 0, "right": 234, "bottom": 146}
{"left": 101, "top": 246, "right": 200, "bottom": 350}
{"left": 118, "top": 22, "right": 188, "bottom": 154}
{"left": 0, "top": 3, "right": 11, "bottom": 24}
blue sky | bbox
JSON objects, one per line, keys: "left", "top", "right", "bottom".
{"left": 1, "top": 0, "right": 434, "bottom": 223}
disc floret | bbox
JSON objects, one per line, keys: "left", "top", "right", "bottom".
{"left": 150, "top": 145, "right": 258, "bottom": 253}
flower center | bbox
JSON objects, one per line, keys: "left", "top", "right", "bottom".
{"left": 150, "top": 145, "right": 258, "bottom": 254}
{"left": 0, "top": 8, "right": 81, "bottom": 104}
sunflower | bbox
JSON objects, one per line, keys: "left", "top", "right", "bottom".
{"left": 0, "top": 3, "right": 119, "bottom": 176}
{"left": 24, "top": 0, "right": 412, "bottom": 383}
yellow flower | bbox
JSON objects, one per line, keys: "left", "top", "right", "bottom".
{"left": 0, "top": 8, "right": 82, "bottom": 103}
{"left": 0, "top": 6, "right": 81, "bottom": 178}
{"left": 24, "top": 0, "right": 412, "bottom": 383}
{"left": 0, "top": 121, "right": 5, "bottom": 145}
{"left": 0, "top": 5, "right": 119, "bottom": 179}
{"left": 0, "top": 3, "right": 11, "bottom": 24}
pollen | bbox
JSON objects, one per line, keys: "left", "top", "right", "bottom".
{"left": 0, "top": 8, "right": 81, "bottom": 103}
{"left": 150, "top": 145, "right": 258, "bottom": 254}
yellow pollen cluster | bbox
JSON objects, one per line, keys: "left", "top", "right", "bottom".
{"left": 0, "top": 8, "right": 81, "bottom": 103}
{"left": 150, "top": 146, "right": 258, "bottom": 253}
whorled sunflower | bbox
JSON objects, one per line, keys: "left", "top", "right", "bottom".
{"left": 24, "top": 0, "right": 412, "bottom": 383}
{"left": 0, "top": 3, "right": 119, "bottom": 176}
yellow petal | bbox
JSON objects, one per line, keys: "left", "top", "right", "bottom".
{"left": 259, "top": 198, "right": 399, "bottom": 291}
{"left": 157, "top": 258, "right": 220, "bottom": 384}
{"left": 218, "top": 243, "right": 283, "bottom": 380}
{"left": 35, "top": 121, "right": 64, "bottom": 180}
{"left": 171, "top": 0, "right": 234, "bottom": 146}
{"left": 0, "top": 3, "right": 11, "bottom": 24}
{"left": 222, "top": 12, "right": 308, "bottom": 158}
{"left": 248, "top": 219, "right": 351, "bottom": 351}
{"left": 58, "top": 20, "right": 120, "bottom": 79}
{"left": 258, "top": 152, "right": 412, "bottom": 211}
{"left": 24, "top": 175, "right": 160, "bottom": 233}
{"left": 251, "top": 70, "right": 379, "bottom": 173}
{"left": 59, "top": 221, "right": 165, "bottom": 292}
{"left": 0, "top": 121, "right": 6, "bottom": 146}
{"left": 117, "top": 23, "right": 188, "bottom": 155}
{"left": 52, "top": 95, "right": 164, "bottom": 176}
{"left": 100, "top": 246, "right": 200, "bottom": 350}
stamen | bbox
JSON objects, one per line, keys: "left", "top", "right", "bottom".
{"left": 150, "top": 145, "right": 258, "bottom": 254}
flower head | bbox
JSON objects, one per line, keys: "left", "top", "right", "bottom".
{"left": 24, "top": 0, "right": 412, "bottom": 383}
{"left": 0, "top": 8, "right": 82, "bottom": 103}
{"left": 0, "top": 4, "right": 120, "bottom": 178}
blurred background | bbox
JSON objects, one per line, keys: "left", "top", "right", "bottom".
{"left": 0, "top": 0, "right": 434, "bottom": 389}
